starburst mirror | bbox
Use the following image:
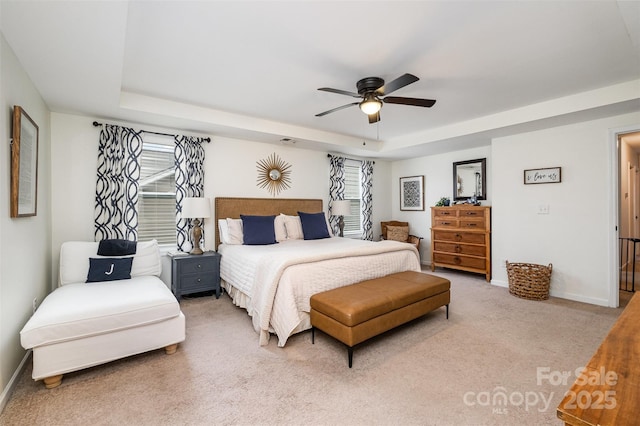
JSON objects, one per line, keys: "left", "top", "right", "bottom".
{"left": 256, "top": 153, "right": 292, "bottom": 196}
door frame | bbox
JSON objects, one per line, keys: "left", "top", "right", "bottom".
{"left": 609, "top": 124, "right": 640, "bottom": 307}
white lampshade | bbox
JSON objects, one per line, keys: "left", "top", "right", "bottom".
{"left": 332, "top": 200, "right": 351, "bottom": 216}
{"left": 181, "top": 197, "right": 211, "bottom": 219}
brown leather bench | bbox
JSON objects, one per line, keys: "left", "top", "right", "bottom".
{"left": 310, "top": 271, "right": 450, "bottom": 367}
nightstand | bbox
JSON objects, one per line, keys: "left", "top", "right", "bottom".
{"left": 171, "top": 251, "right": 221, "bottom": 299}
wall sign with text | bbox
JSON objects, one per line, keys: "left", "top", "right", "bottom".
{"left": 524, "top": 167, "right": 561, "bottom": 184}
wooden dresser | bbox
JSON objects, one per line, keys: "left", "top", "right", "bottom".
{"left": 430, "top": 205, "right": 491, "bottom": 281}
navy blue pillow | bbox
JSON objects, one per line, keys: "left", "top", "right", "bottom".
{"left": 241, "top": 215, "right": 277, "bottom": 245}
{"left": 97, "top": 239, "right": 137, "bottom": 256}
{"left": 86, "top": 257, "right": 134, "bottom": 283}
{"left": 298, "top": 211, "right": 330, "bottom": 240}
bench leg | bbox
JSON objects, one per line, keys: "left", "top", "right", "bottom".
{"left": 348, "top": 346, "right": 353, "bottom": 368}
{"left": 446, "top": 304, "right": 449, "bottom": 319}
{"left": 311, "top": 327, "right": 315, "bottom": 344}
{"left": 43, "top": 374, "right": 63, "bottom": 389}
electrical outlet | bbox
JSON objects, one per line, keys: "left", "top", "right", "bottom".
{"left": 32, "top": 297, "right": 37, "bottom": 313}
{"left": 538, "top": 204, "right": 550, "bottom": 215}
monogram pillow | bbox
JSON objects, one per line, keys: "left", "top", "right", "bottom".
{"left": 86, "top": 257, "right": 133, "bottom": 283}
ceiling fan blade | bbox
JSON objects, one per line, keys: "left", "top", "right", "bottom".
{"left": 368, "top": 112, "right": 380, "bottom": 124}
{"left": 383, "top": 96, "right": 436, "bottom": 108}
{"left": 315, "top": 102, "right": 359, "bottom": 117}
{"left": 375, "top": 73, "right": 419, "bottom": 96}
{"left": 318, "top": 87, "right": 362, "bottom": 98}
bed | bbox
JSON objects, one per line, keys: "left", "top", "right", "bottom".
{"left": 214, "top": 197, "right": 421, "bottom": 346}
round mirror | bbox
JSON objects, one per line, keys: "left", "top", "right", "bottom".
{"left": 269, "top": 169, "right": 281, "bottom": 181}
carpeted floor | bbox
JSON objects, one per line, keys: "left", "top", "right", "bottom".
{"left": 0, "top": 269, "right": 623, "bottom": 425}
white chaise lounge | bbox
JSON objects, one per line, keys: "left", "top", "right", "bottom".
{"left": 20, "top": 240, "right": 185, "bottom": 388}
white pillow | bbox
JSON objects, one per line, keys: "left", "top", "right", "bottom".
{"left": 59, "top": 240, "right": 161, "bottom": 286}
{"left": 283, "top": 215, "right": 304, "bottom": 240}
{"left": 274, "top": 214, "right": 288, "bottom": 242}
{"left": 226, "top": 218, "right": 244, "bottom": 245}
{"left": 218, "top": 219, "right": 230, "bottom": 245}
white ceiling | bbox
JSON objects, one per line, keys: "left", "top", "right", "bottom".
{"left": 1, "top": 0, "right": 639, "bottom": 159}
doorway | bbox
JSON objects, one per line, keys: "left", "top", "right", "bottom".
{"left": 617, "top": 130, "right": 640, "bottom": 307}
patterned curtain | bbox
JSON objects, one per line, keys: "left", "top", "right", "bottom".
{"left": 94, "top": 125, "right": 143, "bottom": 241}
{"left": 175, "top": 135, "right": 206, "bottom": 252}
{"left": 361, "top": 160, "right": 374, "bottom": 240}
{"left": 328, "top": 155, "right": 346, "bottom": 235}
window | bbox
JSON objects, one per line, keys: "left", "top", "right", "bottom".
{"left": 137, "top": 137, "right": 176, "bottom": 247}
{"left": 343, "top": 159, "right": 363, "bottom": 236}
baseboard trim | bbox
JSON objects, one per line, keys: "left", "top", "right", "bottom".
{"left": 0, "top": 350, "right": 31, "bottom": 415}
{"left": 491, "top": 280, "right": 610, "bottom": 307}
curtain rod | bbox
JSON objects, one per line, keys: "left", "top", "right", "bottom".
{"left": 327, "top": 153, "right": 375, "bottom": 164}
{"left": 93, "top": 121, "right": 211, "bottom": 143}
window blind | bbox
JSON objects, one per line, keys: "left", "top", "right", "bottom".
{"left": 343, "top": 160, "right": 362, "bottom": 235}
{"left": 137, "top": 141, "right": 177, "bottom": 246}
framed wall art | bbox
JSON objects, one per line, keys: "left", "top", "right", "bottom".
{"left": 400, "top": 175, "right": 424, "bottom": 211}
{"left": 524, "top": 167, "right": 561, "bottom": 184}
{"left": 10, "top": 106, "right": 39, "bottom": 217}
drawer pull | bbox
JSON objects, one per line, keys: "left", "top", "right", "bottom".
{"left": 441, "top": 222, "right": 451, "bottom": 225}
{"left": 465, "top": 223, "right": 477, "bottom": 227}
{"left": 441, "top": 212, "right": 451, "bottom": 215}
{"left": 453, "top": 257, "right": 462, "bottom": 265}
{"left": 455, "top": 245, "right": 462, "bottom": 253}
{"left": 197, "top": 264, "right": 202, "bottom": 268}
{"left": 455, "top": 234, "right": 462, "bottom": 241}
{"left": 465, "top": 212, "right": 477, "bottom": 216}
{"left": 197, "top": 278, "right": 201, "bottom": 283}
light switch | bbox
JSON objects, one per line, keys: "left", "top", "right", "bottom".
{"left": 538, "top": 204, "right": 550, "bottom": 215}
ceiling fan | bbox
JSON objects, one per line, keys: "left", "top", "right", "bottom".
{"left": 315, "top": 73, "right": 436, "bottom": 124}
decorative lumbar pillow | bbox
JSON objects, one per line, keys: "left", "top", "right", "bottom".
{"left": 282, "top": 215, "right": 303, "bottom": 240}
{"left": 97, "top": 239, "right": 137, "bottom": 256}
{"left": 86, "top": 257, "right": 134, "bottom": 283}
{"left": 386, "top": 225, "right": 409, "bottom": 242}
{"left": 274, "top": 214, "right": 288, "bottom": 242}
{"left": 226, "top": 218, "right": 244, "bottom": 245}
{"left": 298, "top": 211, "right": 330, "bottom": 240}
{"left": 241, "top": 215, "right": 277, "bottom": 245}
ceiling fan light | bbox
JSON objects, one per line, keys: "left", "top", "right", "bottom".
{"left": 359, "top": 95, "right": 382, "bottom": 115}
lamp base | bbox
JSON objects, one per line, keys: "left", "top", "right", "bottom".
{"left": 190, "top": 219, "right": 204, "bottom": 255}
{"left": 338, "top": 216, "right": 345, "bottom": 238}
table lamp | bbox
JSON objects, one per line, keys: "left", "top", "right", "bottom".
{"left": 181, "top": 197, "right": 211, "bottom": 254}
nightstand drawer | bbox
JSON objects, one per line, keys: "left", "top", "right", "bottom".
{"left": 179, "top": 273, "right": 214, "bottom": 292}
{"left": 178, "top": 258, "right": 218, "bottom": 274}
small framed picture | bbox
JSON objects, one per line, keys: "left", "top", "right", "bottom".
{"left": 524, "top": 167, "right": 561, "bottom": 184}
{"left": 400, "top": 175, "right": 424, "bottom": 211}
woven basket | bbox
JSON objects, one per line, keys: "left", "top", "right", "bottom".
{"left": 506, "top": 261, "right": 553, "bottom": 300}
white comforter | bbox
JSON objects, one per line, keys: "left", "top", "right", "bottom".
{"left": 219, "top": 238, "right": 421, "bottom": 346}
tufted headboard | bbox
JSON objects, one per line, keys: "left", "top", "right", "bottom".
{"left": 214, "top": 197, "right": 323, "bottom": 248}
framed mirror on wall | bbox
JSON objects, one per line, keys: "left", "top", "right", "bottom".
{"left": 10, "top": 106, "right": 39, "bottom": 217}
{"left": 453, "top": 158, "right": 486, "bottom": 201}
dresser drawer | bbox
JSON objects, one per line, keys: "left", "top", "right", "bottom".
{"left": 434, "top": 218, "right": 459, "bottom": 228}
{"left": 434, "top": 242, "right": 486, "bottom": 257}
{"left": 459, "top": 219, "right": 486, "bottom": 230}
{"left": 433, "top": 230, "right": 486, "bottom": 245}
{"left": 433, "top": 253, "right": 486, "bottom": 270}
{"left": 458, "top": 208, "right": 486, "bottom": 218}
{"left": 433, "top": 208, "right": 458, "bottom": 218}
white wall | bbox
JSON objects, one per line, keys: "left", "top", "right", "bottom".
{"left": 0, "top": 34, "right": 52, "bottom": 408}
{"left": 390, "top": 146, "right": 492, "bottom": 262}
{"left": 492, "top": 112, "right": 640, "bottom": 306}
{"left": 50, "top": 113, "right": 392, "bottom": 285}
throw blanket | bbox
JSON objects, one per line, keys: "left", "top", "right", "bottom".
{"left": 244, "top": 238, "right": 420, "bottom": 346}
